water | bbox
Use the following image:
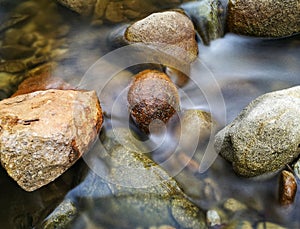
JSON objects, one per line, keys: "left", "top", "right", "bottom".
{"left": 0, "top": 0, "right": 300, "bottom": 228}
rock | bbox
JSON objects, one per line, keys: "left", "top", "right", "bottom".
{"left": 206, "top": 209, "right": 221, "bottom": 227}
{"left": 278, "top": 170, "right": 297, "bottom": 206}
{"left": 223, "top": 198, "right": 247, "bottom": 212}
{"left": 18, "top": 33, "right": 38, "bottom": 47}
{"left": 40, "top": 128, "right": 206, "bottom": 228}
{"left": 125, "top": 11, "right": 198, "bottom": 63}
{"left": 11, "top": 70, "right": 73, "bottom": 97}
{"left": 293, "top": 158, "right": 300, "bottom": 180}
{"left": 226, "top": 220, "right": 253, "bottom": 229}
{"left": 256, "top": 222, "right": 287, "bottom": 229}
{"left": 56, "top": 0, "right": 96, "bottom": 16}
{"left": 0, "top": 72, "right": 24, "bottom": 100}
{"left": 0, "top": 60, "right": 27, "bottom": 73}
{"left": 128, "top": 69, "right": 180, "bottom": 133}
{"left": 227, "top": 0, "right": 300, "bottom": 37}
{"left": 215, "top": 86, "right": 300, "bottom": 177}
{"left": 0, "top": 45, "right": 36, "bottom": 60}
{"left": 180, "top": 0, "right": 226, "bottom": 45}
{"left": 0, "top": 89, "right": 103, "bottom": 191}
{"left": 176, "top": 109, "right": 216, "bottom": 152}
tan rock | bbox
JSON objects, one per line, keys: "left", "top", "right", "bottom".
{"left": 56, "top": 0, "right": 96, "bottom": 16}
{"left": 125, "top": 11, "right": 198, "bottom": 63}
{"left": 0, "top": 89, "right": 103, "bottom": 191}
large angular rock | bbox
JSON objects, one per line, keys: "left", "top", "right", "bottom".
{"left": 0, "top": 89, "right": 103, "bottom": 191}
{"left": 215, "top": 86, "right": 300, "bottom": 177}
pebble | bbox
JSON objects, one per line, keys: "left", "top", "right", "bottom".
{"left": 215, "top": 86, "right": 300, "bottom": 177}
{"left": 223, "top": 198, "right": 247, "bottom": 213}
{"left": 206, "top": 209, "right": 221, "bottom": 227}
{"left": 128, "top": 69, "right": 180, "bottom": 133}
{"left": 0, "top": 45, "right": 36, "bottom": 60}
{"left": 278, "top": 170, "right": 297, "bottom": 206}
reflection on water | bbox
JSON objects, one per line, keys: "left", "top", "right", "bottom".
{"left": 0, "top": 0, "right": 300, "bottom": 228}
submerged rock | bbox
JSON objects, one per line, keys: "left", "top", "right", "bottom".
{"left": 40, "top": 128, "right": 206, "bottom": 228}
{"left": 278, "top": 170, "right": 297, "bottom": 207}
{"left": 0, "top": 89, "right": 103, "bottom": 191}
{"left": 215, "top": 86, "right": 300, "bottom": 177}
{"left": 227, "top": 0, "right": 300, "bottom": 37}
{"left": 128, "top": 69, "right": 180, "bottom": 133}
{"left": 180, "top": 0, "right": 226, "bottom": 45}
{"left": 125, "top": 11, "right": 198, "bottom": 63}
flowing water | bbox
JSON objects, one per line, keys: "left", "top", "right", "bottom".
{"left": 0, "top": 0, "right": 300, "bottom": 228}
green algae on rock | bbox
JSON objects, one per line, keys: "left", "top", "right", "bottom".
{"left": 40, "top": 128, "right": 206, "bottom": 228}
{"left": 227, "top": 0, "right": 300, "bottom": 37}
{"left": 215, "top": 86, "right": 300, "bottom": 177}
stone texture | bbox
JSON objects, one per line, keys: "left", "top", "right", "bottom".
{"left": 128, "top": 69, "right": 180, "bottom": 133}
{"left": 40, "top": 128, "right": 206, "bottom": 228}
{"left": 278, "top": 170, "right": 297, "bottom": 206}
{"left": 125, "top": 11, "right": 198, "bottom": 63}
{"left": 227, "top": 0, "right": 300, "bottom": 37}
{"left": 215, "top": 86, "right": 300, "bottom": 177}
{"left": 0, "top": 89, "right": 103, "bottom": 191}
{"left": 56, "top": 0, "right": 96, "bottom": 16}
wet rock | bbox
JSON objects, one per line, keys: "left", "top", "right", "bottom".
{"left": 12, "top": 70, "right": 73, "bottom": 97}
{"left": 256, "top": 222, "right": 287, "bottom": 229}
{"left": 206, "top": 209, "right": 221, "bottom": 227}
{"left": 223, "top": 198, "right": 247, "bottom": 212}
{"left": 125, "top": 11, "right": 198, "bottom": 63}
{"left": 0, "top": 14, "right": 30, "bottom": 33}
{"left": 293, "top": 158, "right": 300, "bottom": 180}
{"left": 278, "top": 170, "right": 297, "bottom": 206}
{"left": 0, "top": 45, "right": 36, "bottom": 60}
{"left": 0, "top": 60, "right": 27, "bottom": 73}
{"left": 180, "top": 0, "right": 226, "bottom": 45}
{"left": 41, "top": 199, "right": 78, "bottom": 229}
{"left": 225, "top": 220, "right": 253, "bottom": 229}
{"left": 40, "top": 128, "right": 206, "bottom": 228}
{"left": 0, "top": 89, "right": 103, "bottom": 191}
{"left": 18, "top": 32, "right": 38, "bottom": 46}
{"left": 215, "top": 86, "right": 300, "bottom": 177}
{"left": 0, "top": 72, "right": 24, "bottom": 100}
{"left": 128, "top": 69, "right": 180, "bottom": 133}
{"left": 227, "top": 0, "right": 300, "bottom": 37}
{"left": 176, "top": 109, "right": 216, "bottom": 152}
{"left": 56, "top": 0, "right": 96, "bottom": 16}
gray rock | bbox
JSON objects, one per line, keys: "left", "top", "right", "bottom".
{"left": 40, "top": 128, "right": 206, "bottom": 228}
{"left": 215, "top": 86, "right": 300, "bottom": 177}
{"left": 0, "top": 89, "right": 103, "bottom": 191}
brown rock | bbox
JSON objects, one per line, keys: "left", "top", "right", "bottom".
{"left": 128, "top": 69, "right": 180, "bottom": 133}
{"left": 125, "top": 11, "right": 198, "bottom": 63}
{"left": 227, "top": 0, "right": 300, "bottom": 37}
{"left": 12, "top": 71, "right": 74, "bottom": 97}
{"left": 278, "top": 170, "right": 297, "bottom": 206}
{"left": 0, "top": 89, "right": 103, "bottom": 191}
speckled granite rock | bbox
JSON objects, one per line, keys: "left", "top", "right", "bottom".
{"left": 215, "top": 86, "right": 300, "bottom": 177}
{"left": 0, "top": 89, "right": 103, "bottom": 191}
{"left": 125, "top": 11, "right": 198, "bottom": 63}
{"left": 227, "top": 0, "right": 300, "bottom": 37}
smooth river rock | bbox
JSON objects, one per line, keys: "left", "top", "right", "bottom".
{"left": 125, "top": 11, "right": 198, "bottom": 63}
{"left": 215, "top": 86, "right": 300, "bottom": 177}
{"left": 40, "top": 128, "right": 206, "bottom": 228}
{"left": 0, "top": 89, "right": 103, "bottom": 191}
